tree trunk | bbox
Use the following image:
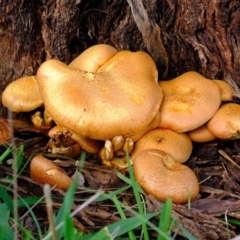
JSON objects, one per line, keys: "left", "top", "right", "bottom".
{"left": 1, "top": 0, "right": 240, "bottom": 117}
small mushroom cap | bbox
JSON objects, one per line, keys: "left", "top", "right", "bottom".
{"left": 206, "top": 103, "right": 240, "bottom": 140}
{"left": 30, "top": 155, "right": 73, "bottom": 190}
{"left": 132, "top": 149, "right": 199, "bottom": 204}
{"left": 132, "top": 128, "right": 192, "bottom": 163}
{"left": 188, "top": 124, "right": 216, "bottom": 142}
{"left": 37, "top": 50, "right": 163, "bottom": 140}
{"left": 69, "top": 44, "right": 118, "bottom": 72}
{"left": 158, "top": 71, "right": 222, "bottom": 132}
{"left": 2, "top": 76, "right": 43, "bottom": 112}
{"left": 213, "top": 80, "right": 235, "bottom": 102}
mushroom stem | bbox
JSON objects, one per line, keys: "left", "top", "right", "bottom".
{"left": 112, "top": 136, "right": 125, "bottom": 152}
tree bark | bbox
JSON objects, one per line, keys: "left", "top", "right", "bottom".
{"left": 1, "top": 0, "right": 240, "bottom": 118}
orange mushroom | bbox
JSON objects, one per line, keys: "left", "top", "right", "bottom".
{"left": 132, "top": 149, "right": 199, "bottom": 204}
{"left": 206, "top": 103, "right": 240, "bottom": 140}
{"left": 188, "top": 124, "right": 216, "bottom": 142}
{"left": 132, "top": 128, "right": 193, "bottom": 163}
{"left": 213, "top": 79, "right": 235, "bottom": 102}
{"left": 30, "top": 155, "right": 73, "bottom": 190}
{"left": 1, "top": 75, "right": 53, "bottom": 131}
{"left": 37, "top": 47, "right": 163, "bottom": 140}
{"left": 69, "top": 44, "right": 118, "bottom": 71}
{"left": 2, "top": 76, "right": 43, "bottom": 112}
{"left": 158, "top": 71, "right": 221, "bottom": 132}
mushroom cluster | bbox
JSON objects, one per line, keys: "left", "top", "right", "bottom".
{"left": 2, "top": 43, "right": 239, "bottom": 204}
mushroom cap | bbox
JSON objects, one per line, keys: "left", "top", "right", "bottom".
{"left": 213, "top": 80, "right": 234, "bottom": 102}
{"left": 132, "top": 149, "right": 199, "bottom": 204}
{"left": 2, "top": 76, "right": 43, "bottom": 112}
{"left": 188, "top": 124, "right": 216, "bottom": 142}
{"left": 30, "top": 155, "right": 73, "bottom": 190}
{"left": 132, "top": 128, "right": 193, "bottom": 163}
{"left": 69, "top": 44, "right": 118, "bottom": 72}
{"left": 206, "top": 103, "right": 240, "bottom": 140}
{"left": 37, "top": 50, "right": 163, "bottom": 140}
{"left": 158, "top": 71, "right": 222, "bottom": 132}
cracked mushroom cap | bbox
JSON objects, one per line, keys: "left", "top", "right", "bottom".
{"left": 37, "top": 49, "right": 163, "bottom": 140}
{"left": 2, "top": 76, "right": 43, "bottom": 112}
{"left": 132, "top": 149, "right": 199, "bottom": 204}
{"left": 206, "top": 103, "right": 240, "bottom": 140}
{"left": 132, "top": 128, "right": 193, "bottom": 163}
{"left": 158, "top": 71, "right": 222, "bottom": 132}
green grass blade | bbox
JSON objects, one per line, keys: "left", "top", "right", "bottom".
{"left": 0, "top": 145, "right": 12, "bottom": 163}
{"left": 85, "top": 226, "right": 113, "bottom": 240}
{"left": 80, "top": 212, "right": 157, "bottom": 240}
{"left": 74, "top": 229, "right": 84, "bottom": 239}
{"left": 17, "top": 197, "right": 45, "bottom": 208}
{"left": 174, "top": 221, "right": 197, "bottom": 240}
{"left": 64, "top": 214, "right": 75, "bottom": 240}
{"left": 0, "top": 185, "right": 13, "bottom": 213}
{"left": 78, "top": 150, "right": 87, "bottom": 172}
{"left": 219, "top": 217, "right": 240, "bottom": 226}
{"left": 15, "top": 144, "right": 24, "bottom": 171}
{"left": 89, "top": 185, "right": 131, "bottom": 202}
{"left": 55, "top": 180, "right": 78, "bottom": 239}
{"left": 16, "top": 220, "right": 36, "bottom": 240}
{"left": 158, "top": 198, "right": 172, "bottom": 240}
{"left": 0, "top": 185, "right": 44, "bottom": 239}
{"left": 18, "top": 197, "right": 43, "bottom": 239}
{"left": 108, "top": 212, "right": 157, "bottom": 238}
{"left": 111, "top": 195, "right": 136, "bottom": 240}
{"left": 117, "top": 171, "right": 145, "bottom": 194}
{"left": 0, "top": 203, "right": 14, "bottom": 240}
{"left": 126, "top": 153, "right": 149, "bottom": 240}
